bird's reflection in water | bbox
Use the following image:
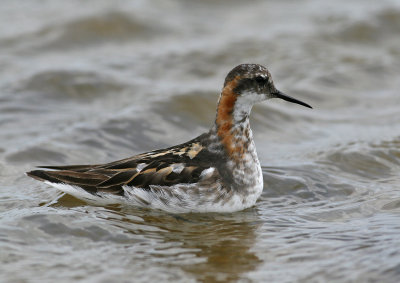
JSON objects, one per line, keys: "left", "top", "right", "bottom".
{"left": 53, "top": 194, "right": 262, "bottom": 281}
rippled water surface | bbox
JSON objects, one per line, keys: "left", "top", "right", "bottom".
{"left": 1, "top": 0, "right": 400, "bottom": 282}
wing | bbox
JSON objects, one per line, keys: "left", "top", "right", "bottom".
{"left": 27, "top": 134, "right": 225, "bottom": 197}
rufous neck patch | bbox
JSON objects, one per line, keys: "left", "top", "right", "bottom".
{"left": 215, "top": 76, "right": 246, "bottom": 158}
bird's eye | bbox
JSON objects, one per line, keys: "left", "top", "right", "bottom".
{"left": 255, "top": 76, "right": 267, "bottom": 84}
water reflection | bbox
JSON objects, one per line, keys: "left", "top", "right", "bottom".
{"left": 174, "top": 214, "right": 262, "bottom": 282}
{"left": 54, "top": 194, "right": 262, "bottom": 281}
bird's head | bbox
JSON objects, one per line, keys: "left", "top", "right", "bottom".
{"left": 222, "top": 64, "right": 312, "bottom": 109}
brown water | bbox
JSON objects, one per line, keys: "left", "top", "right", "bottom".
{"left": 1, "top": 0, "right": 400, "bottom": 282}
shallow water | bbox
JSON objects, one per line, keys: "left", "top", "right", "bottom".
{"left": 1, "top": 0, "right": 400, "bottom": 282}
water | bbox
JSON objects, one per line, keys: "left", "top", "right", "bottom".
{"left": 1, "top": 0, "right": 400, "bottom": 282}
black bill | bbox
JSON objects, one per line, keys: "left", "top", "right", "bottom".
{"left": 274, "top": 90, "right": 312, "bottom": 109}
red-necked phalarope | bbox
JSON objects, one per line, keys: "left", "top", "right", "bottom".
{"left": 27, "top": 64, "right": 312, "bottom": 213}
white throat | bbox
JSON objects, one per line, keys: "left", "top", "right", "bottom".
{"left": 232, "top": 92, "right": 261, "bottom": 122}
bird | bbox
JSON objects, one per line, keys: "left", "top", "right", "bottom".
{"left": 27, "top": 64, "right": 312, "bottom": 213}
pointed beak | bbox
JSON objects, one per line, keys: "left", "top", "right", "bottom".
{"left": 274, "top": 90, "right": 312, "bottom": 109}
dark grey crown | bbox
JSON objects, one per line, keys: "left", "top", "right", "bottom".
{"left": 224, "top": 64, "right": 277, "bottom": 95}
